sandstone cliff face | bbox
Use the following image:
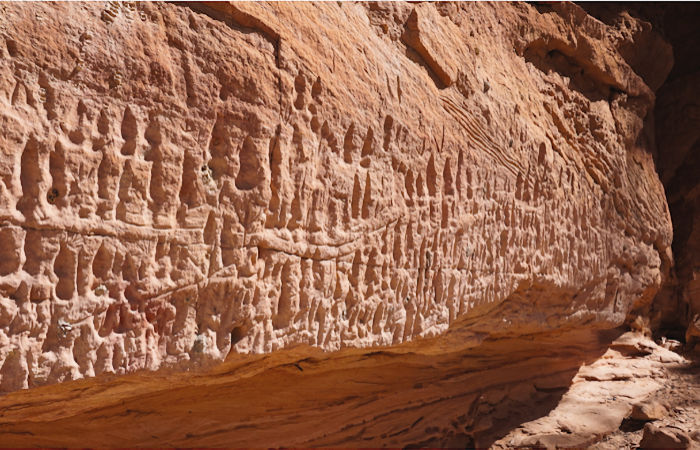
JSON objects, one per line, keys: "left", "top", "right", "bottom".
{"left": 581, "top": 0, "right": 700, "bottom": 355}
{"left": 0, "top": 1, "right": 673, "bottom": 395}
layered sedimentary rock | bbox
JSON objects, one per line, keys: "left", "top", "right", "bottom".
{"left": 0, "top": 0, "right": 673, "bottom": 397}
{"left": 0, "top": 329, "right": 633, "bottom": 447}
{"left": 0, "top": 329, "right": 696, "bottom": 448}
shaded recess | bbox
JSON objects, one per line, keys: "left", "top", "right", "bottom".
{"left": 581, "top": 2, "right": 700, "bottom": 338}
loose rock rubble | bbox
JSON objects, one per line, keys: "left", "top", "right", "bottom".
{"left": 496, "top": 332, "right": 700, "bottom": 449}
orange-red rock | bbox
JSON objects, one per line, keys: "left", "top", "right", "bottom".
{"left": 0, "top": 1, "right": 675, "bottom": 395}
{"left": 2, "top": 1, "right": 700, "bottom": 447}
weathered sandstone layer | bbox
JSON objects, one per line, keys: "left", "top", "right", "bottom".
{"left": 2, "top": 328, "right": 696, "bottom": 448}
{"left": 582, "top": 2, "right": 700, "bottom": 352}
{"left": 0, "top": 1, "right": 674, "bottom": 395}
{"left": 2, "top": 1, "right": 699, "bottom": 447}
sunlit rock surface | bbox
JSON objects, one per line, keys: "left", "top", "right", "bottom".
{"left": 1, "top": 1, "right": 695, "bottom": 447}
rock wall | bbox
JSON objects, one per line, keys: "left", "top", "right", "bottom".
{"left": 0, "top": 1, "right": 673, "bottom": 392}
{"left": 0, "top": 328, "right": 622, "bottom": 448}
{"left": 582, "top": 0, "right": 700, "bottom": 351}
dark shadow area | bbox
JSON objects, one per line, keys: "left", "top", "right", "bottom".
{"left": 647, "top": 3, "right": 700, "bottom": 335}
{"left": 580, "top": 3, "right": 700, "bottom": 84}
{"left": 174, "top": 1, "right": 280, "bottom": 50}
{"left": 578, "top": 2, "right": 700, "bottom": 343}
{"left": 477, "top": 327, "right": 624, "bottom": 447}
{"left": 527, "top": 1, "right": 558, "bottom": 15}
{"left": 401, "top": 42, "right": 448, "bottom": 90}
{"left": 669, "top": 355, "right": 700, "bottom": 380}
{"left": 620, "top": 418, "right": 647, "bottom": 433}
{"left": 522, "top": 44, "right": 616, "bottom": 103}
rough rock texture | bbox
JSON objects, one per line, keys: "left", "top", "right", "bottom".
{"left": 0, "top": 328, "right": 627, "bottom": 447}
{"left": 1, "top": 330, "right": 697, "bottom": 448}
{"left": 2, "top": 1, "right": 700, "bottom": 448}
{"left": 584, "top": 3, "right": 700, "bottom": 352}
{"left": 0, "top": 1, "right": 674, "bottom": 394}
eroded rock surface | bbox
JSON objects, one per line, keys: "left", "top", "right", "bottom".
{"left": 0, "top": 1, "right": 673, "bottom": 397}
{"left": 0, "top": 328, "right": 622, "bottom": 447}
{"left": 1, "top": 329, "right": 697, "bottom": 448}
